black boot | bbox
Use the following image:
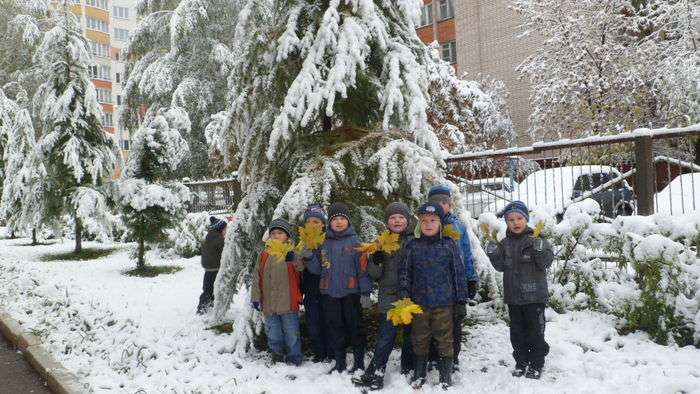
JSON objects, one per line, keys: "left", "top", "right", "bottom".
{"left": 512, "top": 363, "right": 527, "bottom": 377}
{"left": 328, "top": 352, "right": 346, "bottom": 374}
{"left": 525, "top": 366, "right": 542, "bottom": 380}
{"left": 350, "top": 347, "right": 365, "bottom": 373}
{"left": 411, "top": 355, "right": 427, "bottom": 389}
{"left": 352, "top": 365, "right": 385, "bottom": 390}
{"left": 438, "top": 357, "right": 453, "bottom": 389}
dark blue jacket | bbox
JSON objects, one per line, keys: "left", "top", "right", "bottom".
{"left": 306, "top": 225, "right": 371, "bottom": 298}
{"left": 399, "top": 234, "right": 468, "bottom": 307}
{"left": 444, "top": 213, "right": 479, "bottom": 282}
{"left": 300, "top": 249, "right": 321, "bottom": 297}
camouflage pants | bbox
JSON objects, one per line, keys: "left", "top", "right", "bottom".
{"left": 411, "top": 305, "right": 454, "bottom": 357}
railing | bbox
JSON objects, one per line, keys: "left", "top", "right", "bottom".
{"left": 446, "top": 125, "right": 700, "bottom": 218}
{"left": 182, "top": 177, "right": 240, "bottom": 214}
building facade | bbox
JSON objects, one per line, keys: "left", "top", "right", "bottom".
{"left": 417, "top": 0, "right": 540, "bottom": 145}
{"left": 69, "top": 0, "right": 136, "bottom": 161}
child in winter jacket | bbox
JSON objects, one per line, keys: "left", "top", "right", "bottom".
{"left": 251, "top": 218, "right": 304, "bottom": 366}
{"left": 399, "top": 202, "right": 467, "bottom": 389}
{"left": 428, "top": 185, "right": 478, "bottom": 370}
{"left": 353, "top": 202, "right": 415, "bottom": 390}
{"left": 297, "top": 204, "right": 332, "bottom": 363}
{"left": 306, "top": 202, "right": 372, "bottom": 374}
{"left": 197, "top": 216, "right": 227, "bottom": 314}
{"left": 486, "top": 201, "right": 554, "bottom": 379}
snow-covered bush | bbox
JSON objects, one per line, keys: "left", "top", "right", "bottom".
{"left": 164, "top": 211, "right": 210, "bottom": 258}
{"left": 621, "top": 234, "right": 699, "bottom": 346}
{"left": 118, "top": 108, "right": 191, "bottom": 268}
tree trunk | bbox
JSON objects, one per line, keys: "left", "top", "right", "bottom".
{"left": 75, "top": 216, "right": 82, "bottom": 254}
{"left": 137, "top": 237, "right": 145, "bottom": 269}
{"left": 694, "top": 138, "right": 700, "bottom": 165}
{"left": 31, "top": 229, "right": 37, "bottom": 246}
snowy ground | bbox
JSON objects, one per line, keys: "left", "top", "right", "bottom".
{"left": 1, "top": 235, "right": 699, "bottom": 393}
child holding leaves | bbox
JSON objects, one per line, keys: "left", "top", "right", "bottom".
{"left": 251, "top": 218, "right": 304, "bottom": 365}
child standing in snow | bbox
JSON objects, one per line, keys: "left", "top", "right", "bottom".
{"left": 353, "top": 202, "right": 415, "bottom": 390}
{"left": 399, "top": 202, "right": 467, "bottom": 389}
{"left": 297, "top": 204, "right": 332, "bottom": 362}
{"left": 486, "top": 201, "right": 553, "bottom": 379}
{"left": 306, "top": 202, "right": 372, "bottom": 374}
{"left": 251, "top": 218, "right": 304, "bottom": 366}
{"left": 197, "top": 216, "right": 227, "bottom": 314}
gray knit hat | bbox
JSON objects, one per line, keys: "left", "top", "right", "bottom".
{"left": 269, "top": 218, "right": 292, "bottom": 238}
{"left": 384, "top": 202, "right": 411, "bottom": 222}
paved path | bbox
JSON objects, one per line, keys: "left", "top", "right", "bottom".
{"left": 0, "top": 335, "right": 52, "bottom": 393}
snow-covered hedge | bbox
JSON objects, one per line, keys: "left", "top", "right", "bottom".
{"left": 476, "top": 199, "right": 700, "bottom": 347}
{"left": 164, "top": 212, "right": 210, "bottom": 258}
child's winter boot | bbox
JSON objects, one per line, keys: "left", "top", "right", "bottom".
{"left": 350, "top": 347, "right": 365, "bottom": 373}
{"left": 411, "top": 355, "right": 427, "bottom": 389}
{"left": 525, "top": 366, "right": 542, "bottom": 380}
{"left": 438, "top": 357, "right": 453, "bottom": 389}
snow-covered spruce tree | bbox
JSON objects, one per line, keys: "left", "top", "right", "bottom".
{"left": 33, "top": 5, "right": 118, "bottom": 253}
{"left": 122, "top": 0, "right": 238, "bottom": 178}
{"left": 514, "top": 0, "right": 700, "bottom": 140}
{"left": 206, "top": 0, "right": 508, "bottom": 352}
{"left": 118, "top": 107, "right": 190, "bottom": 269}
{"left": 0, "top": 88, "right": 46, "bottom": 244}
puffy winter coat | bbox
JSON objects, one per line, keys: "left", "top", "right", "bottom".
{"left": 201, "top": 229, "right": 224, "bottom": 270}
{"left": 367, "top": 228, "right": 415, "bottom": 313}
{"left": 399, "top": 234, "right": 468, "bottom": 308}
{"left": 486, "top": 227, "right": 554, "bottom": 305}
{"left": 306, "top": 225, "right": 371, "bottom": 298}
{"left": 251, "top": 250, "right": 303, "bottom": 315}
{"left": 444, "top": 213, "right": 479, "bottom": 283}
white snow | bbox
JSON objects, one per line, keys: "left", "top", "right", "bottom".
{"left": 1, "top": 233, "right": 698, "bottom": 393}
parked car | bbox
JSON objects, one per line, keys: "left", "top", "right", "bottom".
{"left": 486, "top": 165, "right": 635, "bottom": 219}
{"left": 461, "top": 177, "right": 515, "bottom": 218}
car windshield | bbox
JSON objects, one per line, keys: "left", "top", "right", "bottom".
{"left": 574, "top": 173, "right": 613, "bottom": 191}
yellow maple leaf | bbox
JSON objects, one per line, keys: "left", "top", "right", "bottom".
{"left": 386, "top": 298, "right": 423, "bottom": 326}
{"left": 479, "top": 223, "right": 493, "bottom": 241}
{"left": 265, "top": 239, "right": 294, "bottom": 262}
{"left": 355, "top": 242, "right": 379, "bottom": 254}
{"left": 442, "top": 224, "right": 461, "bottom": 241}
{"left": 296, "top": 222, "right": 325, "bottom": 251}
{"left": 377, "top": 230, "right": 400, "bottom": 254}
{"left": 531, "top": 220, "right": 545, "bottom": 238}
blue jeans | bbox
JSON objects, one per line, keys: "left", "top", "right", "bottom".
{"left": 304, "top": 294, "right": 330, "bottom": 358}
{"left": 264, "top": 312, "right": 303, "bottom": 365}
{"left": 370, "top": 316, "right": 413, "bottom": 371}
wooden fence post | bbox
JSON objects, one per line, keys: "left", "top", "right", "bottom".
{"left": 634, "top": 136, "right": 655, "bottom": 215}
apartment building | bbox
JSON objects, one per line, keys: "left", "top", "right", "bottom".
{"left": 68, "top": 0, "right": 136, "bottom": 158}
{"left": 417, "top": 0, "right": 540, "bottom": 145}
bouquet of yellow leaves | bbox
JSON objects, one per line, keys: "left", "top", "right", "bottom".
{"left": 265, "top": 239, "right": 295, "bottom": 262}
{"left": 296, "top": 222, "right": 325, "bottom": 251}
{"left": 480, "top": 223, "right": 498, "bottom": 241}
{"left": 531, "top": 220, "right": 545, "bottom": 238}
{"left": 386, "top": 298, "right": 423, "bottom": 326}
{"left": 442, "top": 224, "right": 461, "bottom": 241}
{"left": 355, "top": 230, "right": 400, "bottom": 254}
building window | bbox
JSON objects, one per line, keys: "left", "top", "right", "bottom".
{"left": 96, "top": 88, "right": 112, "bottom": 103}
{"left": 116, "top": 95, "right": 122, "bottom": 105}
{"left": 122, "top": 139, "right": 130, "bottom": 150}
{"left": 88, "top": 41, "right": 110, "bottom": 58}
{"left": 90, "top": 64, "right": 110, "bottom": 80}
{"left": 438, "top": 0, "right": 454, "bottom": 20}
{"left": 113, "top": 6, "right": 129, "bottom": 19}
{"left": 420, "top": 3, "right": 433, "bottom": 27}
{"left": 115, "top": 72, "right": 120, "bottom": 83}
{"left": 86, "top": 0, "right": 108, "bottom": 10}
{"left": 86, "top": 17, "right": 109, "bottom": 33}
{"left": 102, "top": 112, "right": 113, "bottom": 127}
{"left": 114, "top": 28, "right": 129, "bottom": 41}
{"left": 441, "top": 41, "right": 457, "bottom": 64}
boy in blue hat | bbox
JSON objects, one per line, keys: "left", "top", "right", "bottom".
{"left": 427, "top": 185, "right": 478, "bottom": 370}
{"left": 399, "top": 202, "right": 467, "bottom": 389}
{"left": 486, "top": 201, "right": 553, "bottom": 379}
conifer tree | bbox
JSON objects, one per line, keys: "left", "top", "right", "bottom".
{"left": 33, "top": 4, "right": 118, "bottom": 252}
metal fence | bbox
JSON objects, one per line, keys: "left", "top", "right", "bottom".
{"left": 182, "top": 177, "right": 240, "bottom": 214}
{"left": 446, "top": 125, "right": 700, "bottom": 219}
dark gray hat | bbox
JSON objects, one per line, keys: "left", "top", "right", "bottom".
{"left": 269, "top": 218, "right": 292, "bottom": 238}
{"left": 384, "top": 202, "right": 411, "bottom": 222}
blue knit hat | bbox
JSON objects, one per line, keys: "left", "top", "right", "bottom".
{"left": 269, "top": 218, "right": 292, "bottom": 238}
{"left": 303, "top": 204, "right": 328, "bottom": 224}
{"left": 502, "top": 201, "right": 529, "bottom": 222}
{"left": 209, "top": 216, "right": 227, "bottom": 232}
{"left": 428, "top": 185, "right": 452, "bottom": 204}
{"left": 417, "top": 201, "right": 445, "bottom": 222}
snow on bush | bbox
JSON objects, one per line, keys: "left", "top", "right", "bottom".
{"left": 164, "top": 211, "right": 210, "bottom": 258}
